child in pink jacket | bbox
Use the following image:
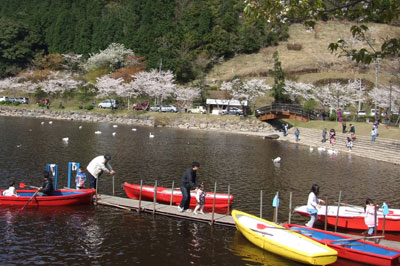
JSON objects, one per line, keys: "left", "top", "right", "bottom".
{"left": 364, "top": 198, "right": 378, "bottom": 236}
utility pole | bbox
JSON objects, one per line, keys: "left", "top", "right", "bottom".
{"left": 374, "top": 56, "right": 381, "bottom": 111}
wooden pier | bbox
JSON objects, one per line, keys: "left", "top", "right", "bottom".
{"left": 97, "top": 194, "right": 400, "bottom": 250}
{"left": 97, "top": 194, "right": 235, "bottom": 227}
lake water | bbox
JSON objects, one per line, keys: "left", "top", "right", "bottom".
{"left": 1, "top": 115, "right": 399, "bottom": 265}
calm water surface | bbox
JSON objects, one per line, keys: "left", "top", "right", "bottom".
{"left": 0, "top": 116, "right": 399, "bottom": 265}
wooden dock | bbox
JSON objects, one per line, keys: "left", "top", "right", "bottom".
{"left": 97, "top": 194, "right": 235, "bottom": 227}
{"left": 97, "top": 194, "right": 400, "bottom": 250}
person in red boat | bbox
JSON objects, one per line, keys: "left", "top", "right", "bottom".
{"left": 2, "top": 181, "right": 18, "bottom": 197}
{"left": 37, "top": 170, "right": 54, "bottom": 196}
{"left": 178, "top": 162, "right": 200, "bottom": 213}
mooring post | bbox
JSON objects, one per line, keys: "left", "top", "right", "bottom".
{"left": 227, "top": 184, "right": 231, "bottom": 215}
{"left": 211, "top": 182, "right": 217, "bottom": 225}
{"left": 260, "top": 190, "right": 263, "bottom": 219}
{"left": 335, "top": 191, "right": 342, "bottom": 232}
{"left": 112, "top": 175, "right": 115, "bottom": 196}
{"left": 273, "top": 192, "right": 279, "bottom": 223}
{"left": 288, "top": 192, "right": 292, "bottom": 224}
{"left": 324, "top": 197, "right": 328, "bottom": 231}
{"left": 170, "top": 180, "right": 174, "bottom": 206}
{"left": 138, "top": 180, "right": 143, "bottom": 212}
{"left": 153, "top": 180, "right": 157, "bottom": 215}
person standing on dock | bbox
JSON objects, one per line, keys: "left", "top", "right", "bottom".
{"left": 364, "top": 198, "right": 378, "bottom": 237}
{"left": 178, "top": 162, "right": 200, "bottom": 213}
{"left": 86, "top": 154, "right": 115, "bottom": 190}
{"left": 305, "top": 184, "right": 325, "bottom": 228}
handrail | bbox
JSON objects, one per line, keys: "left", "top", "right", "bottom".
{"left": 256, "top": 103, "right": 318, "bottom": 120}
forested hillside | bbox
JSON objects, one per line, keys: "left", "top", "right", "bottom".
{"left": 0, "top": 0, "right": 288, "bottom": 82}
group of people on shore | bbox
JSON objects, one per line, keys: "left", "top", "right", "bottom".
{"left": 305, "top": 184, "right": 378, "bottom": 237}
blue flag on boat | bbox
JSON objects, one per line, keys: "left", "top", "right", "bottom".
{"left": 382, "top": 202, "right": 389, "bottom": 216}
{"left": 272, "top": 194, "right": 279, "bottom": 207}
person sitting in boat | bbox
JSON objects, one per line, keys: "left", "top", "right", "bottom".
{"left": 2, "top": 181, "right": 18, "bottom": 197}
{"left": 194, "top": 183, "right": 206, "bottom": 215}
{"left": 37, "top": 170, "right": 54, "bottom": 196}
{"left": 364, "top": 198, "right": 378, "bottom": 237}
{"left": 86, "top": 154, "right": 116, "bottom": 190}
{"left": 305, "top": 184, "right": 325, "bottom": 228}
{"left": 178, "top": 161, "right": 200, "bottom": 213}
{"left": 75, "top": 167, "right": 86, "bottom": 189}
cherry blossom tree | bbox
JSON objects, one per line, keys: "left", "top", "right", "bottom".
{"left": 220, "top": 78, "right": 271, "bottom": 114}
{"left": 131, "top": 69, "right": 176, "bottom": 105}
{"left": 174, "top": 86, "right": 201, "bottom": 111}
{"left": 83, "top": 43, "right": 134, "bottom": 72}
{"left": 370, "top": 85, "right": 400, "bottom": 114}
{"left": 283, "top": 80, "right": 315, "bottom": 102}
{"left": 314, "top": 81, "right": 361, "bottom": 111}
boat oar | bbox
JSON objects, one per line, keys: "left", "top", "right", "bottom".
{"left": 19, "top": 188, "right": 41, "bottom": 212}
{"left": 331, "top": 235, "right": 384, "bottom": 242}
{"left": 19, "top": 182, "right": 39, "bottom": 189}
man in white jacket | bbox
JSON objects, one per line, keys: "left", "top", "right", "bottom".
{"left": 87, "top": 154, "right": 115, "bottom": 189}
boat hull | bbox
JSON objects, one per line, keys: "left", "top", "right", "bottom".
{"left": 285, "top": 224, "right": 400, "bottom": 266}
{"left": 295, "top": 205, "right": 400, "bottom": 231}
{"left": 0, "top": 189, "right": 95, "bottom": 207}
{"left": 123, "top": 182, "right": 233, "bottom": 213}
{"left": 232, "top": 210, "right": 337, "bottom": 265}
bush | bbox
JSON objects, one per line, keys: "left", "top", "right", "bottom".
{"left": 329, "top": 113, "right": 337, "bottom": 121}
{"left": 78, "top": 105, "right": 83, "bottom": 109}
{"left": 287, "top": 43, "right": 302, "bottom": 50}
{"left": 13, "top": 101, "right": 20, "bottom": 106}
{"left": 85, "top": 105, "right": 94, "bottom": 111}
{"left": 303, "top": 99, "right": 317, "bottom": 112}
{"left": 38, "top": 102, "right": 46, "bottom": 108}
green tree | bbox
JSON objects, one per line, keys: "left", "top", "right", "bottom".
{"left": 269, "top": 51, "right": 289, "bottom": 103}
{"left": 0, "top": 18, "right": 44, "bottom": 77}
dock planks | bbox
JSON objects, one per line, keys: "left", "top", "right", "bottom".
{"left": 97, "top": 194, "right": 235, "bottom": 227}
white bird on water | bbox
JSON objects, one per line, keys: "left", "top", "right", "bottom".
{"left": 309, "top": 146, "right": 314, "bottom": 152}
{"left": 132, "top": 128, "right": 137, "bottom": 131}
{"left": 317, "top": 147, "right": 326, "bottom": 152}
{"left": 94, "top": 131, "right": 102, "bottom": 134}
{"left": 62, "top": 137, "right": 69, "bottom": 143}
{"left": 41, "top": 121, "right": 45, "bottom": 125}
{"left": 149, "top": 132, "right": 154, "bottom": 138}
{"left": 272, "top": 157, "right": 281, "bottom": 163}
{"left": 112, "top": 132, "right": 116, "bottom": 136}
{"left": 79, "top": 126, "right": 83, "bottom": 129}
{"left": 49, "top": 121, "right": 53, "bottom": 124}
{"left": 113, "top": 125, "right": 118, "bottom": 128}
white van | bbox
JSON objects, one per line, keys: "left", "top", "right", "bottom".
{"left": 98, "top": 99, "right": 119, "bottom": 109}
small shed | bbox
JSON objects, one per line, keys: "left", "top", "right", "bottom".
{"left": 206, "top": 99, "right": 248, "bottom": 115}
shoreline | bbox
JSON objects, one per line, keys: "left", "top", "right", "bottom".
{"left": 1, "top": 106, "right": 399, "bottom": 165}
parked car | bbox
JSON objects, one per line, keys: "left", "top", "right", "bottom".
{"left": 370, "top": 109, "right": 378, "bottom": 116}
{"left": 0, "top": 96, "right": 9, "bottom": 102}
{"left": 188, "top": 106, "right": 206, "bottom": 114}
{"left": 221, "top": 107, "right": 243, "bottom": 116}
{"left": 342, "top": 110, "right": 351, "bottom": 116}
{"left": 149, "top": 104, "right": 161, "bottom": 112}
{"left": 16, "top": 97, "right": 29, "bottom": 104}
{"left": 8, "top": 97, "right": 16, "bottom": 103}
{"left": 98, "top": 99, "right": 119, "bottom": 109}
{"left": 161, "top": 105, "right": 177, "bottom": 112}
{"left": 357, "top": 110, "right": 366, "bottom": 116}
{"left": 132, "top": 102, "right": 148, "bottom": 111}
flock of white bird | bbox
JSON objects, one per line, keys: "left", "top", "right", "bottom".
{"left": 272, "top": 145, "right": 339, "bottom": 165}
{"left": 36, "top": 121, "right": 155, "bottom": 145}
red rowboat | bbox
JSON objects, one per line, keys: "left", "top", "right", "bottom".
{"left": 284, "top": 224, "right": 400, "bottom": 266}
{"left": 295, "top": 205, "right": 400, "bottom": 231}
{"left": 0, "top": 189, "right": 95, "bottom": 207}
{"left": 123, "top": 182, "right": 233, "bottom": 213}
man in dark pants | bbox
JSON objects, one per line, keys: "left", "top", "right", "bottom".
{"left": 178, "top": 162, "right": 200, "bottom": 212}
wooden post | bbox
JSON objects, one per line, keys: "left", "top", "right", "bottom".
{"left": 112, "top": 175, "right": 115, "bottom": 196}
{"left": 260, "top": 190, "right": 263, "bottom": 219}
{"left": 227, "top": 184, "right": 231, "bottom": 215}
{"left": 138, "top": 180, "right": 143, "bottom": 212}
{"left": 374, "top": 203, "right": 377, "bottom": 236}
{"left": 169, "top": 180, "right": 174, "bottom": 206}
{"left": 335, "top": 191, "right": 342, "bottom": 232}
{"left": 153, "top": 180, "right": 157, "bottom": 215}
{"left": 95, "top": 175, "right": 99, "bottom": 205}
{"left": 211, "top": 182, "right": 217, "bottom": 225}
{"left": 324, "top": 197, "right": 328, "bottom": 231}
{"left": 288, "top": 192, "right": 292, "bottom": 224}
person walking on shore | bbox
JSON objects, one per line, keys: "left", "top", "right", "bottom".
{"left": 178, "top": 162, "right": 200, "bottom": 213}
{"left": 371, "top": 127, "right": 377, "bottom": 142}
{"left": 86, "top": 154, "right": 115, "bottom": 189}
{"left": 321, "top": 128, "right": 327, "bottom": 143}
{"left": 342, "top": 120, "right": 347, "bottom": 133}
{"left": 294, "top": 128, "right": 300, "bottom": 142}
